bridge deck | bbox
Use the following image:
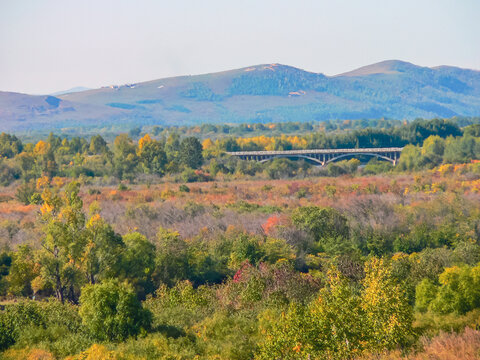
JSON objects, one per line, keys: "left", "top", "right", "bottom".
{"left": 227, "top": 147, "right": 404, "bottom": 156}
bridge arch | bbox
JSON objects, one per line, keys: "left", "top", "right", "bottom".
{"left": 325, "top": 152, "right": 396, "bottom": 165}
{"left": 255, "top": 152, "right": 397, "bottom": 166}
{"left": 258, "top": 154, "right": 324, "bottom": 165}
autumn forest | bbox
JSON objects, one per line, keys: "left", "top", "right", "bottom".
{"left": 1, "top": 118, "right": 480, "bottom": 359}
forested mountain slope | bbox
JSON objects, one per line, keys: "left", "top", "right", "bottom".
{"left": 1, "top": 60, "right": 480, "bottom": 132}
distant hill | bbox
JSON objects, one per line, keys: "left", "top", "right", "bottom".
{"left": 1, "top": 60, "right": 480, "bottom": 133}
{"left": 50, "top": 86, "right": 91, "bottom": 96}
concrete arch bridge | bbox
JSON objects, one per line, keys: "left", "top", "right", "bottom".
{"left": 227, "top": 147, "right": 403, "bottom": 166}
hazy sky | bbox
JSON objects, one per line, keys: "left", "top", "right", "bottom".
{"left": 1, "top": 0, "right": 479, "bottom": 94}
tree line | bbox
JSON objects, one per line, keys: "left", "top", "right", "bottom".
{"left": 0, "top": 118, "right": 480, "bottom": 192}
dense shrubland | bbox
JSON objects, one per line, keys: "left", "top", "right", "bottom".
{"left": 0, "top": 118, "right": 480, "bottom": 358}
{"left": 0, "top": 168, "right": 480, "bottom": 358}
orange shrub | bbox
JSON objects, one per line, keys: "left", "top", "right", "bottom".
{"left": 262, "top": 215, "right": 281, "bottom": 235}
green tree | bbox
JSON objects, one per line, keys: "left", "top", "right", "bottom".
{"left": 179, "top": 136, "right": 203, "bottom": 169}
{"left": 421, "top": 135, "right": 445, "bottom": 166}
{"left": 228, "top": 233, "right": 264, "bottom": 270}
{"left": 0, "top": 133, "right": 23, "bottom": 158}
{"left": 6, "top": 245, "right": 37, "bottom": 297}
{"left": 0, "top": 160, "right": 20, "bottom": 186}
{"left": 82, "top": 210, "right": 124, "bottom": 285}
{"left": 153, "top": 227, "right": 189, "bottom": 287}
{"left": 0, "top": 301, "right": 44, "bottom": 351}
{"left": 0, "top": 251, "right": 12, "bottom": 295}
{"left": 397, "top": 144, "right": 423, "bottom": 171}
{"left": 427, "top": 264, "right": 480, "bottom": 315}
{"left": 15, "top": 181, "right": 38, "bottom": 205}
{"left": 89, "top": 135, "right": 108, "bottom": 154}
{"left": 121, "top": 232, "right": 156, "bottom": 298}
{"left": 138, "top": 139, "right": 167, "bottom": 175}
{"left": 264, "top": 158, "right": 299, "bottom": 179}
{"left": 415, "top": 278, "right": 438, "bottom": 313}
{"left": 37, "top": 181, "right": 86, "bottom": 303}
{"left": 79, "top": 279, "right": 151, "bottom": 341}
{"left": 129, "top": 127, "right": 142, "bottom": 138}
{"left": 422, "top": 135, "right": 445, "bottom": 156}
{"left": 15, "top": 152, "right": 36, "bottom": 181}
{"left": 463, "top": 124, "right": 480, "bottom": 137}
{"left": 164, "top": 132, "right": 181, "bottom": 173}
{"left": 113, "top": 134, "right": 138, "bottom": 180}
{"left": 292, "top": 206, "right": 349, "bottom": 244}
{"left": 443, "top": 136, "right": 479, "bottom": 163}
{"left": 220, "top": 137, "right": 241, "bottom": 152}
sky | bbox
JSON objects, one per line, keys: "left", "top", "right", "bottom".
{"left": 0, "top": 0, "right": 479, "bottom": 95}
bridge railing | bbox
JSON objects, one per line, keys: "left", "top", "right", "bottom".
{"left": 227, "top": 147, "right": 404, "bottom": 156}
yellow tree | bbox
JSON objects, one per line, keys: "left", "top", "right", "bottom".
{"left": 34, "top": 140, "right": 50, "bottom": 156}
{"left": 202, "top": 138, "right": 214, "bottom": 151}
{"left": 256, "top": 304, "right": 311, "bottom": 360}
{"left": 34, "top": 140, "right": 57, "bottom": 177}
{"left": 202, "top": 138, "right": 220, "bottom": 159}
{"left": 257, "top": 261, "right": 415, "bottom": 359}
{"left": 137, "top": 133, "right": 152, "bottom": 151}
{"left": 307, "top": 269, "right": 366, "bottom": 358}
{"left": 256, "top": 269, "right": 365, "bottom": 360}
{"left": 361, "top": 257, "right": 414, "bottom": 351}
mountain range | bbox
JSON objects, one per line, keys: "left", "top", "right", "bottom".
{"left": 1, "top": 60, "right": 480, "bottom": 133}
